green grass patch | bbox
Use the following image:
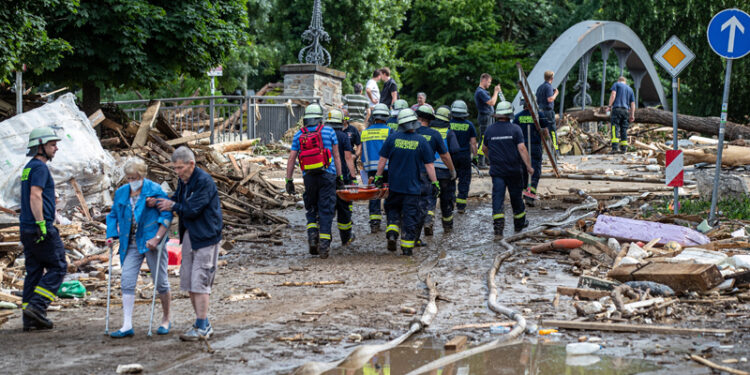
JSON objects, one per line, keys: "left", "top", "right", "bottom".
{"left": 651, "top": 196, "right": 750, "bottom": 220}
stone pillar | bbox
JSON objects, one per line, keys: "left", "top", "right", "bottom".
{"left": 280, "top": 64, "right": 346, "bottom": 110}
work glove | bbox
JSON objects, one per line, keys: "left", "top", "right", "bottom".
{"left": 34, "top": 220, "right": 47, "bottom": 243}
{"left": 373, "top": 175, "right": 384, "bottom": 188}
{"left": 431, "top": 181, "right": 441, "bottom": 199}
{"left": 472, "top": 156, "right": 478, "bottom": 166}
{"left": 285, "top": 178, "right": 295, "bottom": 195}
{"left": 336, "top": 175, "right": 345, "bottom": 189}
{"left": 450, "top": 169, "right": 457, "bottom": 181}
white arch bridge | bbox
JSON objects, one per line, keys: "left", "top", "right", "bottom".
{"left": 513, "top": 20, "right": 668, "bottom": 115}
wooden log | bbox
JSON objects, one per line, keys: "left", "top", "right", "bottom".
{"left": 444, "top": 336, "right": 467, "bottom": 351}
{"left": 556, "top": 287, "right": 610, "bottom": 300}
{"left": 593, "top": 215, "right": 709, "bottom": 247}
{"left": 660, "top": 145, "right": 750, "bottom": 167}
{"left": 278, "top": 281, "right": 345, "bottom": 287}
{"left": 101, "top": 118, "right": 124, "bottom": 132}
{"left": 690, "top": 355, "right": 749, "bottom": 375}
{"left": 100, "top": 137, "right": 120, "bottom": 147}
{"left": 166, "top": 132, "right": 211, "bottom": 146}
{"left": 72, "top": 253, "right": 109, "bottom": 269}
{"left": 154, "top": 113, "right": 180, "bottom": 140}
{"left": 148, "top": 133, "right": 175, "bottom": 154}
{"left": 132, "top": 100, "right": 161, "bottom": 148}
{"left": 0, "top": 291, "right": 21, "bottom": 304}
{"left": 567, "top": 107, "right": 750, "bottom": 141}
{"left": 541, "top": 319, "right": 732, "bottom": 335}
{"left": 88, "top": 109, "right": 105, "bottom": 128}
{"left": 562, "top": 229, "right": 617, "bottom": 259}
{"left": 228, "top": 154, "right": 242, "bottom": 176}
{"left": 69, "top": 178, "right": 92, "bottom": 221}
{"left": 0, "top": 205, "right": 15, "bottom": 215}
{"left": 607, "top": 263, "right": 724, "bottom": 292}
{"left": 213, "top": 139, "right": 260, "bottom": 153}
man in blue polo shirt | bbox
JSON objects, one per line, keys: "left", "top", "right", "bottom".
{"left": 483, "top": 101, "right": 534, "bottom": 239}
{"left": 535, "top": 70, "right": 559, "bottom": 154}
{"left": 608, "top": 76, "right": 636, "bottom": 154}
{"left": 285, "top": 104, "right": 344, "bottom": 259}
{"left": 373, "top": 109, "right": 438, "bottom": 256}
{"left": 474, "top": 73, "right": 503, "bottom": 168}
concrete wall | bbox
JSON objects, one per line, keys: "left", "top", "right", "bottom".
{"left": 281, "top": 64, "right": 346, "bottom": 110}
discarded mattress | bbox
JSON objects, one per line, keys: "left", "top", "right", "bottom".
{"left": 0, "top": 93, "right": 119, "bottom": 210}
{"left": 592, "top": 215, "right": 710, "bottom": 247}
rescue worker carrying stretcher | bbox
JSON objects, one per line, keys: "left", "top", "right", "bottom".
{"left": 285, "top": 104, "right": 344, "bottom": 259}
{"left": 449, "top": 100, "right": 478, "bottom": 213}
{"left": 415, "top": 105, "right": 456, "bottom": 239}
{"left": 482, "top": 101, "right": 534, "bottom": 238}
{"left": 325, "top": 109, "right": 359, "bottom": 246}
{"left": 373, "top": 108, "right": 439, "bottom": 256}
{"left": 360, "top": 103, "right": 392, "bottom": 233}
{"left": 428, "top": 106, "right": 460, "bottom": 231}
{"left": 19, "top": 126, "right": 66, "bottom": 331}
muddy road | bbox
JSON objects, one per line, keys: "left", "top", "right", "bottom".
{"left": 2, "top": 190, "right": 748, "bottom": 374}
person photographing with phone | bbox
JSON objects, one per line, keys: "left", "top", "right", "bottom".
{"left": 474, "top": 73, "right": 504, "bottom": 168}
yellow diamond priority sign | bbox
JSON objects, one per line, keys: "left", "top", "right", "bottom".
{"left": 654, "top": 36, "right": 695, "bottom": 77}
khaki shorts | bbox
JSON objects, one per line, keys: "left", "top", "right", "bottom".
{"left": 350, "top": 121, "right": 365, "bottom": 132}
{"left": 180, "top": 231, "right": 220, "bottom": 294}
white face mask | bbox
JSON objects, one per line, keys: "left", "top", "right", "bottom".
{"left": 129, "top": 179, "right": 143, "bottom": 191}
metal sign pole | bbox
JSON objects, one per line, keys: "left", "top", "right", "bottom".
{"left": 671, "top": 76, "right": 679, "bottom": 214}
{"left": 708, "top": 59, "right": 733, "bottom": 223}
{"left": 15, "top": 71, "right": 22, "bottom": 115}
{"left": 209, "top": 76, "right": 215, "bottom": 144}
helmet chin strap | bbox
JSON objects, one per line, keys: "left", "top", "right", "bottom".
{"left": 37, "top": 141, "right": 52, "bottom": 161}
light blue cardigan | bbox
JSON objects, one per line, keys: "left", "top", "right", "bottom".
{"left": 106, "top": 179, "right": 172, "bottom": 263}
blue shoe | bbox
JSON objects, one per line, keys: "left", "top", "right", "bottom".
{"left": 157, "top": 323, "right": 171, "bottom": 335}
{"left": 110, "top": 329, "right": 134, "bottom": 338}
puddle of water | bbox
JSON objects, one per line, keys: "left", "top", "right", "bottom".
{"left": 323, "top": 339, "right": 660, "bottom": 375}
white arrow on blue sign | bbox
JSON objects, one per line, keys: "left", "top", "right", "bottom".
{"left": 707, "top": 8, "right": 750, "bottom": 59}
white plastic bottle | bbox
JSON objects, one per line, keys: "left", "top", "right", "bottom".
{"left": 566, "top": 342, "right": 601, "bottom": 355}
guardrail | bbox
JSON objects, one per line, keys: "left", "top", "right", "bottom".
{"left": 104, "top": 95, "right": 321, "bottom": 144}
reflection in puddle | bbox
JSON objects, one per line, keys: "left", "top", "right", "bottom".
{"left": 323, "top": 339, "right": 660, "bottom": 375}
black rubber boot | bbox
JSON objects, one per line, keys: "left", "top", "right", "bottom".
{"left": 423, "top": 222, "right": 434, "bottom": 236}
{"left": 442, "top": 219, "right": 453, "bottom": 233}
{"left": 307, "top": 229, "right": 319, "bottom": 255}
{"left": 23, "top": 306, "right": 53, "bottom": 330}
{"left": 619, "top": 144, "right": 628, "bottom": 154}
{"left": 514, "top": 218, "right": 529, "bottom": 233}
{"left": 386, "top": 231, "right": 399, "bottom": 252}
{"left": 319, "top": 239, "right": 331, "bottom": 259}
{"left": 369, "top": 220, "right": 381, "bottom": 234}
{"left": 609, "top": 144, "right": 620, "bottom": 154}
{"left": 340, "top": 230, "right": 355, "bottom": 246}
{"left": 456, "top": 203, "right": 466, "bottom": 213}
{"left": 401, "top": 246, "right": 413, "bottom": 256}
{"left": 493, "top": 219, "right": 504, "bottom": 239}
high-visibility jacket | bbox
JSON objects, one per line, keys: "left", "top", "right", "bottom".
{"left": 360, "top": 122, "right": 392, "bottom": 172}
{"left": 433, "top": 127, "right": 450, "bottom": 169}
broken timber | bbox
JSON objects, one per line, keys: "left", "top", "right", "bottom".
{"left": 607, "top": 263, "right": 724, "bottom": 292}
{"left": 541, "top": 320, "right": 732, "bottom": 335}
{"left": 132, "top": 100, "right": 161, "bottom": 148}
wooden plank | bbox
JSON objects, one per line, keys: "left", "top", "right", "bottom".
{"left": 557, "top": 286, "right": 610, "bottom": 300}
{"left": 541, "top": 320, "right": 732, "bottom": 335}
{"left": 166, "top": 132, "right": 211, "bottom": 146}
{"left": 101, "top": 118, "right": 123, "bottom": 132}
{"left": 87, "top": 109, "right": 105, "bottom": 128}
{"left": 444, "top": 335, "right": 467, "bottom": 351}
{"left": 132, "top": 100, "right": 161, "bottom": 148}
{"left": 0, "top": 291, "right": 21, "bottom": 303}
{"left": 607, "top": 263, "right": 724, "bottom": 292}
{"left": 0, "top": 206, "right": 16, "bottom": 215}
{"left": 563, "top": 229, "right": 616, "bottom": 259}
{"left": 69, "top": 178, "right": 92, "bottom": 221}
{"left": 154, "top": 113, "right": 180, "bottom": 140}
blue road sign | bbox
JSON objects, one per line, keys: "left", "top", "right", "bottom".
{"left": 707, "top": 8, "right": 750, "bottom": 59}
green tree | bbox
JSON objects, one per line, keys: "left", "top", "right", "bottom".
{"left": 0, "top": 0, "right": 77, "bottom": 83}
{"left": 396, "top": 0, "right": 532, "bottom": 111}
{"left": 31, "top": 0, "right": 249, "bottom": 114}
{"left": 599, "top": 0, "right": 749, "bottom": 123}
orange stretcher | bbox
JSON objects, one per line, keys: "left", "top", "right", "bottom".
{"left": 336, "top": 184, "right": 389, "bottom": 201}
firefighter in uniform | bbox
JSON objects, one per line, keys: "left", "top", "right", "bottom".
{"left": 449, "top": 100, "right": 478, "bottom": 213}
{"left": 373, "top": 108, "right": 438, "bottom": 255}
{"left": 285, "top": 104, "right": 344, "bottom": 258}
{"left": 361, "top": 104, "right": 392, "bottom": 233}
{"left": 482, "top": 101, "right": 534, "bottom": 238}
{"left": 20, "top": 126, "right": 66, "bottom": 331}
{"left": 415, "top": 105, "right": 455, "bottom": 238}
{"left": 325, "top": 109, "right": 359, "bottom": 246}
{"left": 386, "top": 99, "right": 409, "bottom": 132}
{"left": 428, "top": 106, "right": 460, "bottom": 231}
{"left": 514, "top": 98, "right": 547, "bottom": 205}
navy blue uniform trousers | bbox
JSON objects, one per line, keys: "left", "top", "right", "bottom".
{"left": 492, "top": 174, "right": 526, "bottom": 228}
{"left": 367, "top": 170, "right": 388, "bottom": 222}
{"left": 303, "top": 173, "right": 336, "bottom": 240}
{"left": 385, "top": 192, "right": 421, "bottom": 249}
{"left": 523, "top": 143, "right": 543, "bottom": 191}
{"left": 21, "top": 225, "right": 67, "bottom": 317}
{"left": 453, "top": 151, "right": 472, "bottom": 208}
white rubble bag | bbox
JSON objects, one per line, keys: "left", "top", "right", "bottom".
{"left": 0, "top": 93, "right": 119, "bottom": 211}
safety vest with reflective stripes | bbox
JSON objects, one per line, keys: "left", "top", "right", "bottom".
{"left": 433, "top": 127, "right": 449, "bottom": 169}
{"left": 360, "top": 123, "right": 391, "bottom": 172}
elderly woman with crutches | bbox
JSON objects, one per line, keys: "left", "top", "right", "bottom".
{"left": 105, "top": 158, "right": 173, "bottom": 338}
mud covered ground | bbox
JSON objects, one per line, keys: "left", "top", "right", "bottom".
{"left": 2, "top": 167, "right": 749, "bottom": 374}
